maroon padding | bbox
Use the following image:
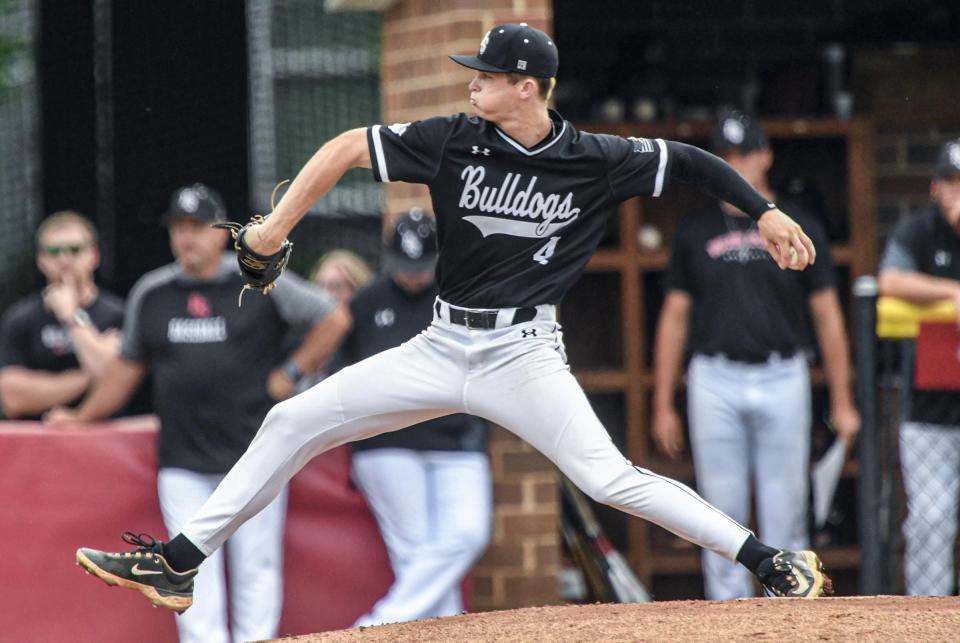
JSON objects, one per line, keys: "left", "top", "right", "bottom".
{"left": 278, "top": 443, "right": 393, "bottom": 634}
{"left": 914, "top": 322, "right": 960, "bottom": 390}
{"left": 0, "top": 418, "right": 392, "bottom": 642}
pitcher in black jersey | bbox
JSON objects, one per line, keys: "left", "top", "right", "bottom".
{"left": 77, "top": 23, "right": 832, "bottom": 612}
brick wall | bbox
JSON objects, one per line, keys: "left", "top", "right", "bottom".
{"left": 856, "top": 47, "right": 960, "bottom": 251}
{"left": 379, "top": 1, "right": 561, "bottom": 611}
{"left": 874, "top": 125, "right": 960, "bottom": 248}
{"left": 472, "top": 426, "right": 560, "bottom": 610}
{"left": 380, "top": 0, "right": 551, "bottom": 218}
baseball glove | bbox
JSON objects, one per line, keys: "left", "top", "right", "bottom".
{"left": 213, "top": 181, "right": 293, "bottom": 306}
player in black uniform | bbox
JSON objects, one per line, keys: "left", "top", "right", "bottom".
{"left": 0, "top": 211, "right": 123, "bottom": 420}
{"left": 77, "top": 24, "right": 831, "bottom": 613}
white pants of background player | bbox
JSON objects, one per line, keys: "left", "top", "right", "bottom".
{"left": 900, "top": 421, "right": 960, "bottom": 596}
{"left": 687, "top": 353, "right": 810, "bottom": 599}
{"left": 178, "top": 301, "right": 753, "bottom": 601}
{"left": 158, "top": 468, "right": 287, "bottom": 643}
{"left": 351, "top": 449, "right": 492, "bottom": 626}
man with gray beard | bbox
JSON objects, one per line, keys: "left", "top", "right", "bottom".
{"left": 48, "top": 183, "right": 350, "bottom": 643}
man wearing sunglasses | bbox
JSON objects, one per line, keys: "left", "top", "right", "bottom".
{"left": 0, "top": 211, "right": 124, "bottom": 419}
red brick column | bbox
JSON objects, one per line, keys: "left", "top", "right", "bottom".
{"left": 381, "top": 0, "right": 552, "bottom": 217}
{"left": 473, "top": 427, "right": 561, "bottom": 610}
{"left": 379, "top": 3, "right": 560, "bottom": 610}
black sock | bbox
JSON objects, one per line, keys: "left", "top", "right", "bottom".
{"left": 163, "top": 534, "right": 206, "bottom": 573}
{"left": 736, "top": 535, "right": 780, "bottom": 574}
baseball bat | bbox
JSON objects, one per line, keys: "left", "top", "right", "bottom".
{"left": 560, "top": 475, "right": 651, "bottom": 602}
{"left": 560, "top": 498, "right": 617, "bottom": 601}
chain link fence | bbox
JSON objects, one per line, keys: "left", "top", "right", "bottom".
{"left": 247, "top": 0, "right": 384, "bottom": 277}
{"left": 856, "top": 279, "right": 960, "bottom": 595}
{"left": 0, "top": 0, "right": 38, "bottom": 309}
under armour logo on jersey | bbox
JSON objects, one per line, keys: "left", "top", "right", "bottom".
{"left": 374, "top": 308, "right": 395, "bottom": 328}
{"left": 388, "top": 122, "right": 410, "bottom": 136}
{"left": 628, "top": 137, "right": 655, "bottom": 154}
{"left": 521, "top": 328, "right": 537, "bottom": 337}
{"left": 471, "top": 146, "right": 490, "bottom": 156}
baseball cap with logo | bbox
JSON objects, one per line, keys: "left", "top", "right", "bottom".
{"left": 934, "top": 138, "right": 960, "bottom": 178}
{"left": 710, "top": 111, "right": 770, "bottom": 156}
{"left": 449, "top": 23, "right": 558, "bottom": 79}
{"left": 161, "top": 183, "right": 228, "bottom": 225}
{"left": 382, "top": 208, "right": 438, "bottom": 274}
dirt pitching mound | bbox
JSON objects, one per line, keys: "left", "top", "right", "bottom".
{"left": 271, "top": 596, "right": 960, "bottom": 642}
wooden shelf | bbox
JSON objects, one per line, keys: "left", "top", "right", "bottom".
{"left": 574, "top": 368, "right": 628, "bottom": 392}
{"left": 587, "top": 249, "right": 626, "bottom": 271}
{"left": 576, "top": 118, "right": 868, "bottom": 142}
{"left": 635, "top": 249, "right": 668, "bottom": 270}
{"left": 567, "top": 117, "right": 875, "bottom": 590}
{"left": 831, "top": 244, "right": 853, "bottom": 267}
{"left": 647, "top": 545, "right": 861, "bottom": 576}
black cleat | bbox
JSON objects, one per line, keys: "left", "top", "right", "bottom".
{"left": 757, "top": 550, "right": 833, "bottom": 598}
{"left": 76, "top": 532, "right": 197, "bottom": 613}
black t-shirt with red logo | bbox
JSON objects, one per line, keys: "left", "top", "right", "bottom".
{"left": 368, "top": 110, "right": 670, "bottom": 308}
{"left": 0, "top": 291, "right": 124, "bottom": 418}
{"left": 122, "top": 255, "right": 336, "bottom": 473}
{"left": 665, "top": 199, "right": 836, "bottom": 362}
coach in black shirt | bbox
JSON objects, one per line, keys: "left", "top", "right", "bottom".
{"left": 342, "top": 209, "right": 491, "bottom": 627}
{"left": 48, "top": 183, "right": 350, "bottom": 643}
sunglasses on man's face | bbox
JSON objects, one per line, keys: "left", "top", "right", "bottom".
{"left": 40, "top": 243, "right": 89, "bottom": 257}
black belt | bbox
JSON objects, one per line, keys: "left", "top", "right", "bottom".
{"left": 437, "top": 302, "right": 538, "bottom": 329}
{"left": 705, "top": 350, "right": 797, "bottom": 364}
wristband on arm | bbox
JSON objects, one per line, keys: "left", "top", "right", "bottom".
{"left": 280, "top": 358, "right": 303, "bottom": 382}
{"left": 666, "top": 141, "right": 776, "bottom": 220}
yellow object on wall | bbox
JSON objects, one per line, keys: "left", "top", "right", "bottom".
{"left": 876, "top": 297, "right": 958, "bottom": 339}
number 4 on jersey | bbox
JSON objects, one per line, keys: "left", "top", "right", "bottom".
{"left": 533, "top": 236, "right": 561, "bottom": 265}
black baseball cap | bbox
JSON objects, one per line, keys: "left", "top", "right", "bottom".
{"left": 711, "top": 111, "right": 770, "bottom": 155}
{"left": 161, "top": 183, "right": 228, "bottom": 225}
{"left": 449, "top": 23, "right": 558, "bottom": 79}
{"left": 934, "top": 138, "right": 960, "bottom": 178}
{"left": 382, "top": 208, "right": 438, "bottom": 274}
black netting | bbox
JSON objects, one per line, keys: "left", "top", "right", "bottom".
{"left": 0, "top": 0, "right": 38, "bottom": 309}
{"left": 247, "top": 1, "right": 383, "bottom": 271}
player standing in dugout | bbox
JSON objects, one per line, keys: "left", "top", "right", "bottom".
{"left": 77, "top": 23, "right": 832, "bottom": 612}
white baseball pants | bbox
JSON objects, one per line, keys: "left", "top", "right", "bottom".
{"left": 158, "top": 468, "right": 287, "bottom": 643}
{"left": 180, "top": 303, "right": 751, "bottom": 581}
{"left": 687, "top": 353, "right": 811, "bottom": 599}
{"left": 351, "top": 449, "right": 492, "bottom": 626}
